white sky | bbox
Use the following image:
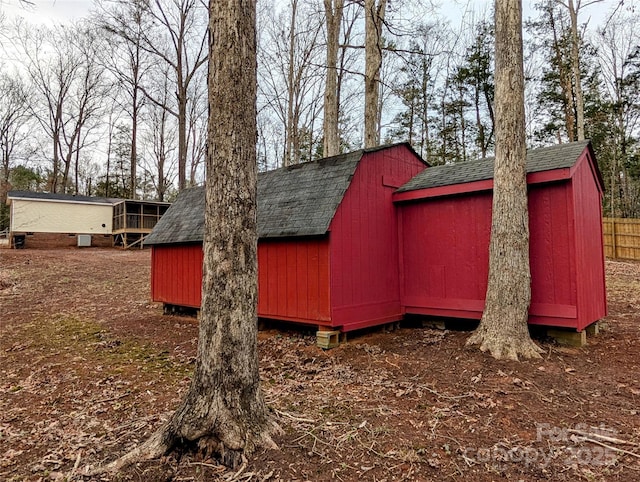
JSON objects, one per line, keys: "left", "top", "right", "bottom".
{"left": 1, "top": 0, "right": 92, "bottom": 26}
{"left": 1, "top": 0, "right": 628, "bottom": 28}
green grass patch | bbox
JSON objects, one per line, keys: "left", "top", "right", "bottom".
{"left": 26, "top": 315, "right": 192, "bottom": 381}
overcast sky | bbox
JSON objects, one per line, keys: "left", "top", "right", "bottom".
{"left": 2, "top": 0, "right": 626, "bottom": 28}
{"left": 2, "top": 0, "right": 92, "bottom": 25}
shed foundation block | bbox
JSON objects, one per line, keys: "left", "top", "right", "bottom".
{"left": 422, "top": 319, "right": 447, "bottom": 330}
{"left": 586, "top": 321, "right": 601, "bottom": 336}
{"left": 316, "top": 329, "right": 342, "bottom": 349}
{"left": 547, "top": 328, "right": 587, "bottom": 347}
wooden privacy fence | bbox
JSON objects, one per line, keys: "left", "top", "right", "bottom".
{"left": 603, "top": 217, "right": 640, "bottom": 260}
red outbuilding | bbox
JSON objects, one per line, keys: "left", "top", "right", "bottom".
{"left": 394, "top": 140, "right": 606, "bottom": 331}
{"left": 145, "top": 140, "right": 607, "bottom": 344}
{"left": 144, "top": 143, "right": 427, "bottom": 337}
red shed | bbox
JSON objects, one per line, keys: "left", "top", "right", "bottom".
{"left": 394, "top": 141, "right": 606, "bottom": 331}
{"left": 144, "top": 143, "right": 427, "bottom": 334}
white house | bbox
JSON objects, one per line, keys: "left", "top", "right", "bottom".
{"left": 6, "top": 191, "right": 169, "bottom": 249}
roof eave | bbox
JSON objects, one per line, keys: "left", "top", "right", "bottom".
{"left": 393, "top": 168, "right": 573, "bottom": 203}
{"left": 6, "top": 195, "right": 117, "bottom": 207}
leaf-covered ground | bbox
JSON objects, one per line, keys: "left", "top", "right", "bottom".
{"left": 1, "top": 249, "right": 639, "bottom": 481}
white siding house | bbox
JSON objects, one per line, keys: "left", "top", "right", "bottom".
{"left": 7, "top": 191, "right": 121, "bottom": 248}
{"left": 5, "top": 191, "right": 171, "bottom": 249}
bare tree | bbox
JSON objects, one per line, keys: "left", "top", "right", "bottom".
{"left": 596, "top": 9, "right": 640, "bottom": 217}
{"left": 258, "top": 0, "right": 324, "bottom": 166}
{"left": 96, "top": 0, "right": 153, "bottom": 199}
{"left": 142, "top": 66, "right": 177, "bottom": 202}
{"left": 323, "top": 0, "right": 344, "bottom": 157}
{"left": 103, "top": 0, "right": 208, "bottom": 191}
{"left": 13, "top": 22, "right": 89, "bottom": 193}
{"left": 0, "top": 73, "right": 30, "bottom": 204}
{"left": 102, "top": 0, "right": 277, "bottom": 471}
{"left": 186, "top": 67, "right": 207, "bottom": 186}
{"left": 466, "top": 0, "right": 543, "bottom": 360}
{"left": 556, "top": 0, "right": 603, "bottom": 141}
{"left": 363, "top": 0, "right": 386, "bottom": 147}
{"left": 62, "top": 26, "right": 108, "bottom": 194}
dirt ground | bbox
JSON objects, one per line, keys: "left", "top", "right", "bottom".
{"left": 1, "top": 248, "right": 639, "bottom": 481}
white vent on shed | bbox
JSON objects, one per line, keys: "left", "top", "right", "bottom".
{"left": 77, "top": 235, "right": 92, "bottom": 247}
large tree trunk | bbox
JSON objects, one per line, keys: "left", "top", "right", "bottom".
{"left": 103, "top": 0, "right": 277, "bottom": 473}
{"left": 466, "top": 0, "right": 543, "bottom": 360}
{"left": 363, "top": 0, "right": 386, "bottom": 148}
{"left": 323, "top": 0, "right": 343, "bottom": 158}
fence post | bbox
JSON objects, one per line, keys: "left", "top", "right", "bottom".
{"left": 611, "top": 218, "right": 617, "bottom": 259}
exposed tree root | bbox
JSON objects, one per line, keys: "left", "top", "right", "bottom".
{"left": 91, "top": 411, "right": 280, "bottom": 476}
{"left": 467, "top": 327, "right": 544, "bottom": 361}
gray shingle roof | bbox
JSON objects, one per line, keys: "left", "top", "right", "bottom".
{"left": 144, "top": 149, "right": 365, "bottom": 245}
{"left": 143, "top": 187, "right": 205, "bottom": 245}
{"left": 258, "top": 150, "right": 362, "bottom": 237}
{"left": 397, "top": 141, "right": 592, "bottom": 193}
{"left": 7, "top": 190, "right": 122, "bottom": 205}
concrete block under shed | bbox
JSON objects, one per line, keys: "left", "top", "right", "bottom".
{"left": 547, "top": 328, "right": 587, "bottom": 347}
{"left": 316, "top": 330, "right": 341, "bottom": 349}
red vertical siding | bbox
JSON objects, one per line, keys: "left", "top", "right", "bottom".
{"left": 257, "top": 237, "right": 331, "bottom": 324}
{"left": 399, "top": 178, "right": 590, "bottom": 328}
{"left": 528, "top": 182, "right": 578, "bottom": 322}
{"left": 151, "top": 244, "right": 203, "bottom": 308}
{"left": 400, "top": 192, "right": 492, "bottom": 317}
{"left": 571, "top": 153, "right": 607, "bottom": 329}
{"left": 329, "top": 145, "right": 426, "bottom": 331}
{"left": 152, "top": 238, "right": 331, "bottom": 323}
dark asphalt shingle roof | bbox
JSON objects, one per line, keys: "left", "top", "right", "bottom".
{"left": 258, "top": 150, "right": 362, "bottom": 237}
{"left": 397, "top": 141, "right": 592, "bottom": 193}
{"left": 144, "top": 149, "right": 365, "bottom": 245}
{"left": 7, "top": 190, "right": 122, "bottom": 205}
{"left": 143, "top": 186, "right": 206, "bottom": 245}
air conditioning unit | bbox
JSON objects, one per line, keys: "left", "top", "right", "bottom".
{"left": 77, "top": 235, "right": 92, "bottom": 247}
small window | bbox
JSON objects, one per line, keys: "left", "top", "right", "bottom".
{"left": 26, "top": 232, "right": 34, "bottom": 236}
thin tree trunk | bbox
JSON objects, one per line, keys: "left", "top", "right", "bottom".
{"left": 466, "top": 0, "right": 542, "bottom": 360}
{"left": 567, "top": 0, "right": 585, "bottom": 141}
{"left": 284, "top": 0, "right": 297, "bottom": 166}
{"left": 74, "top": 124, "right": 82, "bottom": 194}
{"left": 101, "top": 0, "right": 277, "bottom": 473}
{"left": 178, "top": 85, "right": 187, "bottom": 189}
{"left": 131, "top": 91, "right": 138, "bottom": 199}
{"left": 105, "top": 119, "right": 113, "bottom": 198}
{"left": 363, "top": 0, "right": 386, "bottom": 148}
{"left": 323, "top": 0, "right": 343, "bottom": 158}
{"left": 549, "top": 6, "right": 576, "bottom": 141}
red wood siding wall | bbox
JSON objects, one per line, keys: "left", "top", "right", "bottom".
{"left": 571, "top": 153, "right": 607, "bottom": 329}
{"left": 329, "top": 146, "right": 426, "bottom": 331}
{"left": 151, "top": 238, "right": 332, "bottom": 324}
{"left": 399, "top": 179, "right": 588, "bottom": 328}
{"left": 528, "top": 182, "right": 578, "bottom": 326}
{"left": 151, "top": 244, "right": 203, "bottom": 308}
{"left": 400, "top": 192, "right": 492, "bottom": 319}
{"left": 257, "top": 237, "right": 331, "bottom": 324}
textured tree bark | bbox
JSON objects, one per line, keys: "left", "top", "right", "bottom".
{"left": 363, "top": 0, "right": 386, "bottom": 148}
{"left": 466, "top": 0, "right": 543, "bottom": 360}
{"left": 102, "top": 0, "right": 277, "bottom": 472}
{"left": 567, "top": 0, "right": 585, "bottom": 141}
{"left": 547, "top": 6, "right": 576, "bottom": 141}
{"left": 284, "top": 0, "right": 298, "bottom": 167}
{"left": 323, "top": 0, "right": 343, "bottom": 158}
